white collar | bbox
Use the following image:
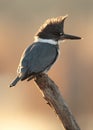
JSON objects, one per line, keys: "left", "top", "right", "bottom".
{"left": 34, "top": 36, "right": 58, "bottom": 45}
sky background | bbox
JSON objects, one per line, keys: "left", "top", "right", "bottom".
{"left": 0, "top": 0, "right": 93, "bottom": 130}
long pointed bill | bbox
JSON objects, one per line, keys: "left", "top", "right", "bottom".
{"left": 61, "top": 34, "right": 81, "bottom": 40}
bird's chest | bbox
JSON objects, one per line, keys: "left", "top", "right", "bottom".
{"left": 55, "top": 44, "right": 60, "bottom": 59}
{"left": 54, "top": 47, "right": 60, "bottom": 64}
{"left": 48, "top": 44, "right": 60, "bottom": 66}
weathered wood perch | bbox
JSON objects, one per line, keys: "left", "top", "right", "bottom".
{"left": 35, "top": 73, "right": 80, "bottom": 130}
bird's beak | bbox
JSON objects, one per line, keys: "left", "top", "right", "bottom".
{"left": 60, "top": 34, "right": 81, "bottom": 40}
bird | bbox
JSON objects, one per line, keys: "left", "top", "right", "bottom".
{"left": 9, "top": 15, "right": 81, "bottom": 87}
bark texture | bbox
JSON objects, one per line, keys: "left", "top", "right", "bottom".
{"left": 35, "top": 73, "right": 80, "bottom": 130}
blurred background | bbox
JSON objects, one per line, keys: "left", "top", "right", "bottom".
{"left": 0, "top": 0, "right": 93, "bottom": 130}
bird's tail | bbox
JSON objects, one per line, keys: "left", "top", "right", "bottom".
{"left": 9, "top": 76, "right": 21, "bottom": 87}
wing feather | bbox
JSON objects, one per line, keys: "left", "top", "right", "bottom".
{"left": 17, "top": 42, "right": 58, "bottom": 80}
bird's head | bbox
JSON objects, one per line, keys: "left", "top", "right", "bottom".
{"left": 35, "top": 15, "right": 81, "bottom": 42}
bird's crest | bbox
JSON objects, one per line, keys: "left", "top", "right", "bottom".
{"left": 35, "top": 15, "right": 68, "bottom": 36}
{"left": 44, "top": 15, "right": 68, "bottom": 26}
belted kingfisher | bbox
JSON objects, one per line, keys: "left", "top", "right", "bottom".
{"left": 9, "top": 15, "right": 81, "bottom": 87}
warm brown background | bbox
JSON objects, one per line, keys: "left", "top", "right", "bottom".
{"left": 0, "top": 0, "right": 93, "bottom": 130}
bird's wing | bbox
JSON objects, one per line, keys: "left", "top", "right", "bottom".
{"left": 17, "top": 43, "right": 34, "bottom": 75}
{"left": 17, "top": 42, "right": 58, "bottom": 79}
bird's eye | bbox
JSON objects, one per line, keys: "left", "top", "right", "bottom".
{"left": 60, "top": 33, "right": 63, "bottom": 36}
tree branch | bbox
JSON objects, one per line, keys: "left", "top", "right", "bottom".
{"left": 35, "top": 73, "right": 81, "bottom": 130}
